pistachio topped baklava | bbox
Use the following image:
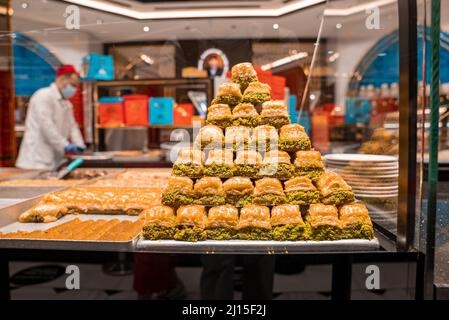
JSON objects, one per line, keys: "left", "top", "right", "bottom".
{"left": 172, "top": 147, "right": 205, "bottom": 177}
{"left": 142, "top": 205, "right": 176, "bottom": 240}
{"left": 242, "top": 82, "right": 271, "bottom": 105}
{"left": 194, "top": 125, "right": 224, "bottom": 149}
{"left": 271, "top": 204, "right": 308, "bottom": 241}
{"left": 306, "top": 204, "right": 342, "bottom": 241}
{"left": 193, "top": 176, "right": 226, "bottom": 206}
{"left": 293, "top": 150, "right": 325, "bottom": 181}
{"left": 223, "top": 177, "right": 254, "bottom": 206}
{"left": 252, "top": 125, "right": 279, "bottom": 152}
{"left": 203, "top": 149, "right": 235, "bottom": 178}
{"left": 231, "top": 62, "right": 258, "bottom": 92}
{"left": 206, "top": 205, "right": 239, "bottom": 240}
{"left": 316, "top": 171, "right": 355, "bottom": 206}
{"left": 339, "top": 203, "right": 374, "bottom": 240}
{"left": 237, "top": 205, "right": 272, "bottom": 240}
{"left": 234, "top": 150, "right": 263, "bottom": 177}
{"left": 225, "top": 126, "right": 252, "bottom": 151}
{"left": 279, "top": 124, "right": 312, "bottom": 152}
{"left": 259, "top": 100, "right": 291, "bottom": 129}
{"left": 232, "top": 103, "right": 260, "bottom": 127}
{"left": 252, "top": 178, "right": 286, "bottom": 205}
{"left": 212, "top": 83, "right": 243, "bottom": 106}
{"left": 174, "top": 205, "right": 208, "bottom": 242}
{"left": 284, "top": 176, "right": 321, "bottom": 205}
{"left": 206, "top": 104, "right": 233, "bottom": 129}
{"left": 260, "top": 150, "right": 295, "bottom": 178}
{"left": 162, "top": 176, "right": 195, "bottom": 208}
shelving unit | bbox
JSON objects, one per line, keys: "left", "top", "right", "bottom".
{"left": 91, "top": 78, "right": 213, "bottom": 151}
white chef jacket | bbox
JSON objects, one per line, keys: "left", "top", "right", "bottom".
{"left": 16, "top": 83, "right": 86, "bottom": 170}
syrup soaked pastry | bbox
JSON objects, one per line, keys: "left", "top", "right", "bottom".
{"left": 316, "top": 171, "right": 355, "bottom": 206}
{"left": 223, "top": 177, "right": 254, "bottom": 206}
{"left": 234, "top": 150, "right": 263, "bottom": 178}
{"left": 172, "top": 147, "right": 205, "bottom": 177}
{"left": 251, "top": 125, "right": 279, "bottom": 152}
{"left": 339, "top": 203, "right": 374, "bottom": 240}
{"left": 203, "top": 149, "right": 235, "bottom": 178}
{"left": 161, "top": 176, "right": 195, "bottom": 208}
{"left": 252, "top": 178, "right": 286, "bottom": 205}
{"left": 271, "top": 204, "right": 308, "bottom": 241}
{"left": 142, "top": 205, "right": 176, "bottom": 240}
{"left": 242, "top": 82, "right": 271, "bottom": 105}
{"left": 260, "top": 150, "right": 295, "bottom": 179}
{"left": 284, "top": 176, "right": 320, "bottom": 205}
{"left": 237, "top": 205, "right": 272, "bottom": 240}
{"left": 279, "top": 124, "right": 312, "bottom": 152}
{"left": 232, "top": 103, "right": 259, "bottom": 127}
{"left": 306, "top": 204, "right": 342, "bottom": 241}
{"left": 193, "top": 176, "right": 226, "bottom": 206}
{"left": 225, "top": 126, "right": 252, "bottom": 151}
{"left": 259, "top": 100, "right": 291, "bottom": 129}
{"left": 19, "top": 204, "right": 68, "bottom": 223}
{"left": 211, "top": 83, "right": 243, "bottom": 106}
{"left": 231, "top": 62, "right": 258, "bottom": 92}
{"left": 194, "top": 125, "right": 224, "bottom": 149}
{"left": 174, "top": 205, "right": 207, "bottom": 242}
{"left": 206, "top": 104, "right": 233, "bottom": 129}
{"left": 205, "top": 205, "right": 239, "bottom": 240}
{"left": 293, "top": 150, "right": 325, "bottom": 182}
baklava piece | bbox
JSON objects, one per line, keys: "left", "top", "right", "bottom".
{"left": 206, "top": 104, "right": 233, "bottom": 129}
{"left": 279, "top": 124, "right": 312, "bottom": 152}
{"left": 284, "top": 177, "right": 320, "bottom": 205}
{"left": 193, "top": 176, "right": 226, "bottom": 206}
{"left": 231, "top": 62, "right": 258, "bottom": 92}
{"left": 206, "top": 205, "right": 239, "bottom": 240}
{"left": 223, "top": 177, "right": 254, "bottom": 206}
{"left": 234, "top": 150, "right": 263, "bottom": 177}
{"left": 242, "top": 82, "right": 271, "bottom": 105}
{"left": 211, "top": 83, "right": 243, "bottom": 106}
{"left": 172, "top": 147, "right": 205, "bottom": 177}
{"left": 237, "top": 205, "right": 272, "bottom": 240}
{"left": 259, "top": 101, "right": 291, "bottom": 129}
{"left": 19, "top": 203, "right": 68, "bottom": 223}
{"left": 203, "top": 149, "right": 235, "bottom": 178}
{"left": 252, "top": 178, "right": 286, "bottom": 205}
{"left": 194, "top": 125, "right": 224, "bottom": 149}
{"left": 225, "top": 126, "right": 252, "bottom": 151}
{"left": 161, "top": 176, "right": 195, "bottom": 208}
{"left": 293, "top": 150, "right": 325, "bottom": 181}
{"left": 339, "top": 203, "right": 374, "bottom": 240}
{"left": 142, "top": 205, "right": 176, "bottom": 240}
{"left": 316, "top": 171, "right": 355, "bottom": 206}
{"left": 271, "top": 204, "right": 308, "bottom": 241}
{"left": 306, "top": 204, "right": 342, "bottom": 241}
{"left": 260, "top": 150, "right": 295, "bottom": 178}
{"left": 232, "top": 103, "right": 260, "bottom": 127}
{"left": 174, "top": 205, "right": 207, "bottom": 242}
{"left": 252, "top": 125, "right": 279, "bottom": 152}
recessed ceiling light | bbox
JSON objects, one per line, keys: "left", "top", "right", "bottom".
{"left": 21, "top": 2, "right": 28, "bottom": 9}
{"left": 143, "top": 26, "right": 150, "bottom": 32}
{"left": 328, "top": 50, "right": 334, "bottom": 55}
{"left": 273, "top": 23, "right": 280, "bottom": 30}
{"left": 336, "top": 23, "right": 342, "bottom": 29}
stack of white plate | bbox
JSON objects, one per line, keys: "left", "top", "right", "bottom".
{"left": 323, "top": 154, "right": 398, "bottom": 199}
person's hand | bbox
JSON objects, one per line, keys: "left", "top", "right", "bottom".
{"left": 64, "top": 144, "right": 85, "bottom": 153}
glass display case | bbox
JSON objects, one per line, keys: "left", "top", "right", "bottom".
{"left": 0, "top": 0, "right": 447, "bottom": 300}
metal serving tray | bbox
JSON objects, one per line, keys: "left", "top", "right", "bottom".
{"left": 0, "top": 197, "right": 139, "bottom": 252}
{"left": 135, "top": 238, "right": 380, "bottom": 254}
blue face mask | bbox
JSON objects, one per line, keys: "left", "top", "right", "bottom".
{"left": 61, "top": 84, "right": 77, "bottom": 99}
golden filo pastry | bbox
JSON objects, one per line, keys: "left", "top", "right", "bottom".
{"left": 231, "top": 62, "right": 258, "bottom": 92}
{"left": 194, "top": 125, "right": 224, "bottom": 149}
{"left": 316, "top": 171, "right": 355, "bottom": 206}
{"left": 271, "top": 204, "right": 308, "bottom": 241}
{"left": 172, "top": 147, "right": 205, "bottom": 177}
{"left": 279, "top": 124, "right": 312, "bottom": 152}
{"left": 339, "top": 203, "right": 374, "bottom": 239}
{"left": 252, "top": 125, "right": 279, "bottom": 152}
{"left": 252, "top": 178, "right": 286, "bottom": 205}
{"left": 206, "top": 205, "right": 239, "bottom": 240}
{"left": 232, "top": 103, "right": 259, "bottom": 127}
{"left": 174, "top": 205, "right": 207, "bottom": 242}
{"left": 284, "top": 176, "right": 320, "bottom": 205}
{"left": 161, "top": 176, "right": 195, "bottom": 208}
{"left": 234, "top": 150, "right": 263, "bottom": 177}
{"left": 242, "top": 82, "right": 271, "bottom": 105}
{"left": 260, "top": 150, "right": 295, "bottom": 178}
{"left": 142, "top": 205, "right": 176, "bottom": 240}
{"left": 259, "top": 100, "right": 291, "bottom": 128}
{"left": 306, "top": 203, "right": 342, "bottom": 241}
{"left": 237, "top": 205, "right": 272, "bottom": 240}
{"left": 223, "top": 177, "right": 254, "bottom": 206}
{"left": 193, "top": 176, "right": 226, "bottom": 206}
{"left": 203, "top": 149, "right": 235, "bottom": 178}
{"left": 293, "top": 150, "right": 325, "bottom": 181}
{"left": 206, "top": 104, "right": 233, "bottom": 129}
{"left": 19, "top": 204, "right": 68, "bottom": 223}
{"left": 225, "top": 126, "right": 252, "bottom": 151}
{"left": 212, "top": 83, "right": 243, "bottom": 106}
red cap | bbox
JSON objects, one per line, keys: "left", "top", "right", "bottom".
{"left": 56, "top": 65, "right": 79, "bottom": 77}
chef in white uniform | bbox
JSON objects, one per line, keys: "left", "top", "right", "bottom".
{"left": 16, "top": 65, "right": 86, "bottom": 170}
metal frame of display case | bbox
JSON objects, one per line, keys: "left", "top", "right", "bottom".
{"left": 0, "top": 0, "right": 435, "bottom": 301}
{"left": 91, "top": 78, "right": 214, "bottom": 151}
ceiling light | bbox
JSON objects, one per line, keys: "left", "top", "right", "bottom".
{"left": 261, "top": 52, "right": 309, "bottom": 71}
{"left": 310, "top": 94, "right": 316, "bottom": 100}
{"left": 21, "top": 2, "right": 28, "bottom": 9}
{"left": 336, "top": 23, "right": 342, "bottom": 29}
{"left": 273, "top": 23, "right": 279, "bottom": 30}
{"left": 143, "top": 26, "right": 150, "bottom": 32}
{"left": 63, "top": 0, "right": 326, "bottom": 20}
{"left": 324, "top": 0, "right": 396, "bottom": 16}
